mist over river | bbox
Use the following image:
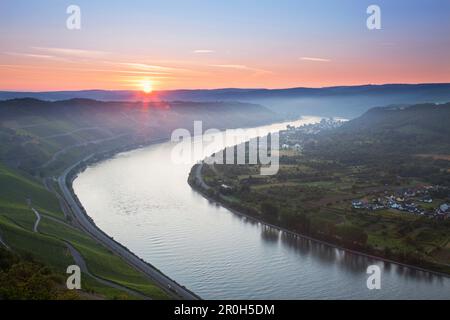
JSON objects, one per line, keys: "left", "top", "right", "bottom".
{"left": 73, "top": 117, "right": 450, "bottom": 299}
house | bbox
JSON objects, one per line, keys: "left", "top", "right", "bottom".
{"left": 404, "top": 204, "right": 419, "bottom": 213}
{"left": 390, "top": 202, "right": 401, "bottom": 210}
{"left": 404, "top": 190, "right": 416, "bottom": 197}
{"left": 219, "top": 184, "right": 233, "bottom": 195}
{"left": 440, "top": 203, "right": 449, "bottom": 213}
{"left": 352, "top": 200, "right": 364, "bottom": 209}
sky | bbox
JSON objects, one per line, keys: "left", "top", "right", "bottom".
{"left": 0, "top": 0, "right": 449, "bottom": 91}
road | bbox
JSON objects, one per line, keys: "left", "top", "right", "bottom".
{"left": 58, "top": 157, "right": 200, "bottom": 300}
{"left": 40, "top": 133, "right": 129, "bottom": 169}
{"left": 65, "top": 242, "right": 150, "bottom": 300}
{"left": 30, "top": 210, "right": 151, "bottom": 299}
{"left": 195, "top": 163, "right": 210, "bottom": 190}
{"left": 41, "top": 126, "right": 111, "bottom": 139}
{"left": 32, "top": 208, "right": 41, "bottom": 233}
{"left": 0, "top": 231, "right": 9, "bottom": 250}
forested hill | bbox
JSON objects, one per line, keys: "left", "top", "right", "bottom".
{"left": 320, "top": 102, "right": 450, "bottom": 155}
{"left": 0, "top": 98, "right": 280, "bottom": 175}
{"left": 341, "top": 102, "right": 450, "bottom": 136}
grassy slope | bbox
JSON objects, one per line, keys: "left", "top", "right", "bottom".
{"left": 0, "top": 98, "right": 283, "bottom": 299}
{"left": 0, "top": 163, "right": 169, "bottom": 299}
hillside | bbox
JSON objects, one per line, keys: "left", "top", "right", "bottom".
{"left": 0, "top": 98, "right": 279, "bottom": 175}
{"left": 0, "top": 162, "right": 171, "bottom": 299}
{"left": 192, "top": 102, "right": 450, "bottom": 274}
{"left": 0, "top": 97, "right": 280, "bottom": 299}
{"left": 340, "top": 102, "right": 450, "bottom": 138}
{"left": 311, "top": 102, "right": 450, "bottom": 159}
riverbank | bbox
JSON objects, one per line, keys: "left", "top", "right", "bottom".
{"left": 71, "top": 117, "right": 450, "bottom": 299}
{"left": 53, "top": 116, "right": 308, "bottom": 300}
{"left": 55, "top": 137, "right": 202, "bottom": 300}
{"left": 188, "top": 163, "right": 450, "bottom": 278}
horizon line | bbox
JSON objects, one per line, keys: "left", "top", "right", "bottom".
{"left": 1, "top": 82, "right": 450, "bottom": 94}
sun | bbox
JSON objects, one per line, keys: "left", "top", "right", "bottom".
{"left": 140, "top": 79, "right": 153, "bottom": 93}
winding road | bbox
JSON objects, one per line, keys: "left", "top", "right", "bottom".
{"left": 28, "top": 205, "right": 150, "bottom": 299}
{"left": 195, "top": 163, "right": 210, "bottom": 190}
{"left": 65, "top": 242, "right": 150, "bottom": 300}
{"left": 58, "top": 156, "right": 199, "bottom": 300}
{"left": 32, "top": 208, "right": 41, "bottom": 233}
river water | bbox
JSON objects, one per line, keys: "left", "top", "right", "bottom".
{"left": 73, "top": 117, "right": 450, "bottom": 299}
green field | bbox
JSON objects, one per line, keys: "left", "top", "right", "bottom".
{"left": 192, "top": 105, "right": 450, "bottom": 274}
{"left": 0, "top": 163, "right": 169, "bottom": 299}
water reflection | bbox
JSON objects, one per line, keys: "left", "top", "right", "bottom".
{"left": 278, "top": 227, "right": 448, "bottom": 284}
{"left": 280, "top": 231, "right": 366, "bottom": 273}
{"left": 203, "top": 190, "right": 449, "bottom": 293}
{"left": 74, "top": 118, "right": 450, "bottom": 299}
{"left": 260, "top": 225, "right": 280, "bottom": 243}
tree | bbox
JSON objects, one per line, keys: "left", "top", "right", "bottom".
{"left": 261, "top": 202, "right": 278, "bottom": 219}
{"left": 0, "top": 249, "right": 80, "bottom": 300}
{"left": 0, "top": 262, "right": 57, "bottom": 299}
{"left": 336, "top": 224, "right": 368, "bottom": 246}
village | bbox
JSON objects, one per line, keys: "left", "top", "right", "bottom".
{"left": 351, "top": 185, "right": 450, "bottom": 219}
{"left": 280, "top": 118, "right": 344, "bottom": 151}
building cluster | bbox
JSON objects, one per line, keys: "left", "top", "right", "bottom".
{"left": 286, "top": 118, "right": 344, "bottom": 135}
{"left": 351, "top": 186, "right": 450, "bottom": 219}
{"left": 281, "top": 118, "right": 344, "bottom": 151}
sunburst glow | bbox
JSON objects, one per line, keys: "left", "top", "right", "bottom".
{"left": 141, "top": 79, "right": 153, "bottom": 93}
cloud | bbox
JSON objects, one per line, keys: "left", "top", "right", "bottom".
{"left": 119, "top": 62, "right": 174, "bottom": 72}
{"left": 4, "top": 52, "right": 57, "bottom": 60}
{"left": 211, "top": 64, "right": 249, "bottom": 69}
{"left": 193, "top": 49, "right": 215, "bottom": 54}
{"left": 210, "top": 64, "right": 271, "bottom": 73}
{"left": 300, "top": 57, "right": 331, "bottom": 62}
{"left": 116, "top": 62, "right": 196, "bottom": 75}
{"left": 0, "top": 63, "right": 173, "bottom": 77}
{"left": 31, "top": 46, "right": 109, "bottom": 58}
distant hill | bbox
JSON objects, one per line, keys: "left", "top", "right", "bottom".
{"left": 314, "top": 102, "right": 450, "bottom": 159}
{"left": 0, "top": 98, "right": 280, "bottom": 175}
{"left": 340, "top": 102, "right": 450, "bottom": 139}
{"left": 2, "top": 83, "right": 450, "bottom": 118}
{"left": 2, "top": 83, "right": 450, "bottom": 101}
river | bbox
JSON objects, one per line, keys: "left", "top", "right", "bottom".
{"left": 73, "top": 117, "right": 450, "bottom": 299}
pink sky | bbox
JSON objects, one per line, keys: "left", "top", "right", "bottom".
{"left": 1, "top": 1, "right": 449, "bottom": 91}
